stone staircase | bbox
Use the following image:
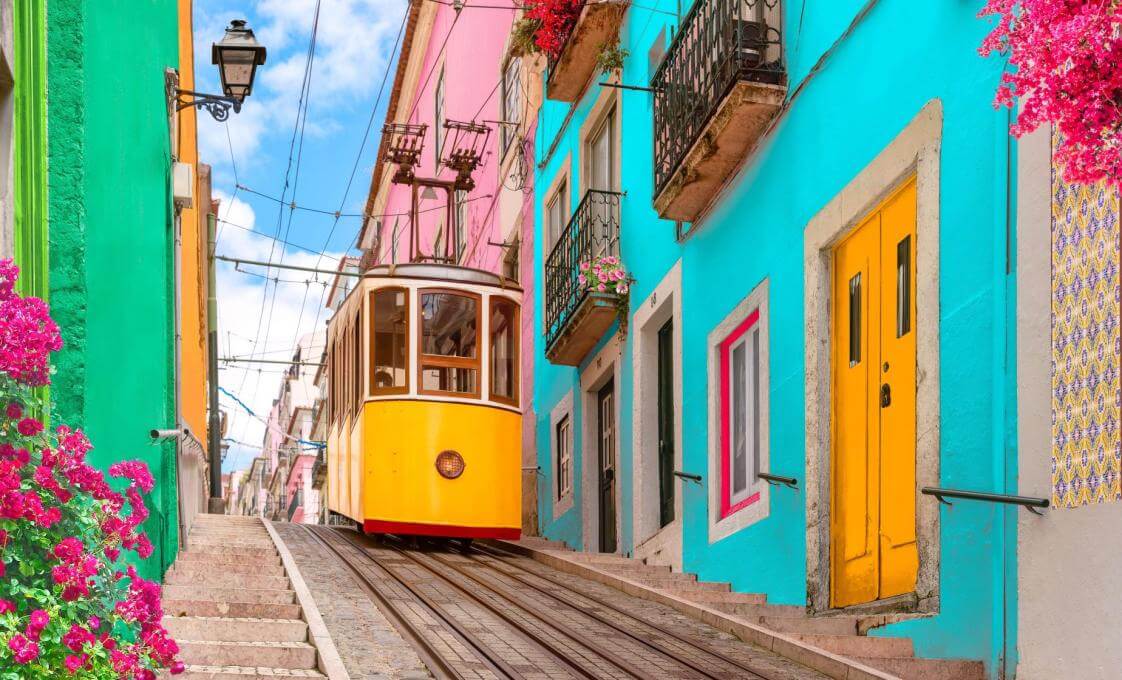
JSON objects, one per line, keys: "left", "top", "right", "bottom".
{"left": 506, "top": 537, "right": 985, "bottom": 680}
{"left": 162, "top": 514, "right": 325, "bottom": 679}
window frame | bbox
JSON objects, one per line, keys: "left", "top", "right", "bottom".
{"left": 416, "top": 288, "right": 482, "bottom": 399}
{"left": 556, "top": 414, "right": 573, "bottom": 498}
{"left": 499, "top": 57, "right": 522, "bottom": 156}
{"left": 369, "top": 287, "right": 411, "bottom": 397}
{"left": 488, "top": 295, "right": 520, "bottom": 407}
{"left": 545, "top": 178, "right": 568, "bottom": 252}
{"left": 720, "top": 311, "right": 761, "bottom": 515}
{"left": 707, "top": 280, "right": 770, "bottom": 542}
{"left": 434, "top": 66, "right": 445, "bottom": 172}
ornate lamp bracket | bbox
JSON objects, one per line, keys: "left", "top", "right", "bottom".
{"left": 175, "top": 89, "right": 243, "bottom": 122}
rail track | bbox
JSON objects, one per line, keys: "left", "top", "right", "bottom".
{"left": 303, "top": 525, "right": 815, "bottom": 680}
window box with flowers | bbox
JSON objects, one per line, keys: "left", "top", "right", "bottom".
{"left": 544, "top": 191, "right": 628, "bottom": 366}
{"left": 511, "top": 0, "right": 629, "bottom": 102}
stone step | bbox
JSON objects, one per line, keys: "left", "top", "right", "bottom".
{"left": 858, "top": 656, "right": 986, "bottom": 680}
{"left": 598, "top": 563, "right": 678, "bottom": 576}
{"left": 162, "top": 616, "right": 308, "bottom": 644}
{"left": 174, "top": 665, "right": 325, "bottom": 679}
{"left": 757, "top": 615, "right": 859, "bottom": 636}
{"left": 665, "top": 589, "right": 769, "bottom": 605}
{"left": 178, "top": 640, "right": 317, "bottom": 670}
{"left": 188, "top": 531, "right": 273, "bottom": 541}
{"left": 175, "top": 552, "right": 283, "bottom": 568}
{"left": 170, "top": 561, "right": 287, "bottom": 578}
{"left": 192, "top": 515, "right": 265, "bottom": 524}
{"left": 545, "top": 551, "right": 636, "bottom": 564}
{"left": 184, "top": 545, "right": 279, "bottom": 558}
{"left": 706, "top": 602, "right": 806, "bottom": 619}
{"left": 189, "top": 538, "right": 277, "bottom": 549}
{"left": 165, "top": 570, "right": 290, "bottom": 591}
{"left": 164, "top": 599, "right": 303, "bottom": 620}
{"left": 163, "top": 585, "right": 297, "bottom": 605}
{"left": 644, "top": 578, "right": 730, "bottom": 592}
{"left": 789, "top": 633, "right": 914, "bottom": 659}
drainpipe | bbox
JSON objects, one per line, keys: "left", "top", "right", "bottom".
{"left": 207, "top": 212, "right": 224, "bottom": 513}
{"left": 173, "top": 209, "right": 188, "bottom": 551}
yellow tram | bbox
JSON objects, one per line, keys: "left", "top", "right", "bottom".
{"left": 325, "top": 263, "right": 522, "bottom": 539}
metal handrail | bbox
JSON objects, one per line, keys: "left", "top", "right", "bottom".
{"left": 651, "top": 0, "right": 785, "bottom": 196}
{"left": 921, "top": 486, "right": 1049, "bottom": 515}
{"left": 544, "top": 189, "right": 623, "bottom": 350}
{"left": 758, "top": 472, "right": 797, "bottom": 489}
{"left": 672, "top": 470, "right": 702, "bottom": 484}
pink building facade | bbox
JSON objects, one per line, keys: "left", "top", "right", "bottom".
{"left": 358, "top": 0, "right": 544, "bottom": 531}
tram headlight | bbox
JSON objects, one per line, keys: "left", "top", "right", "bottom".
{"left": 435, "top": 450, "right": 466, "bottom": 479}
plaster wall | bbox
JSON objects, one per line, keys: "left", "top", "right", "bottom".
{"left": 533, "top": 1, "right": 1016, "bottom": 674}
{"left": 1015, "top": 125, "right": 1122, "bottom": 678}
{"left": 47, "top": 0, "right": 182, "bottom": 580}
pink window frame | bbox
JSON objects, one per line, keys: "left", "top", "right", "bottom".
{"left": 719, "top": 308, "right": 761, "bottom": 519}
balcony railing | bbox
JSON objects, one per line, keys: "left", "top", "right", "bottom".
{"left": 651, "top": 0, "right": 784, "bottom": 218}
{"left": 545, "top": 190, "right": 622, "bottom": 358}
{"left": 545, "top": 0, "right": 629, "bottom": 102}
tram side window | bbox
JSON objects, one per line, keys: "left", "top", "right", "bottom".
{"left": 352, "top": 316, "right": 362, "bottom": 415}
{"left": 490, "top": 297, "right": 518, "bottom": 405}
{"left": 370, "top": 289, "right": 409, "bottom": 394}
{"left": 420, "top": 291, "right": 479, "bottom": 396}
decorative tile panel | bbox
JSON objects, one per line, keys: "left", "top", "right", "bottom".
{"left": 1051, "top": 136, "right": 1122, "bottom": 508}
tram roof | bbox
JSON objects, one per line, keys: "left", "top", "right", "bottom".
{"left": 361, "top": 263, "right": 522, "bottom": 292}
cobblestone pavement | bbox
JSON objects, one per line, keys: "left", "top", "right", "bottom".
{"left": 275, "top": 523, "right": 432, "bottom": 680}
{"left": 279, "top": 524, "right": 828, "bottom": 680}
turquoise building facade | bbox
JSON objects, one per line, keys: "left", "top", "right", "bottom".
{"left": 531, "top": 1, "right": 1019, "bottom": 676}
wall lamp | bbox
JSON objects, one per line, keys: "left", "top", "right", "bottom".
{"left": 176, "top": 19, "right": 267, "bottom": 122}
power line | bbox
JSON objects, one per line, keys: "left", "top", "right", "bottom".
{"left": 216, "top": 217, "right": 342, "bottom": 260}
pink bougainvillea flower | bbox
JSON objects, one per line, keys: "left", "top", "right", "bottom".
{"left": 8, "top": 633, "right": 39, "bottom": 663}
{"left": 979, "top": 0, "right": 1122, "bottom": 184}
{"left": 5, "top": 402, "right": 21, "bottom": 420}
{"left": 17, "top": 417, "right": 43, "bottom": 437}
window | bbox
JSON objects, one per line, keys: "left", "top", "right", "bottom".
{"left": 718, "top": 307, "right": 765, "bottom": 519}
{"left": 370, "top": 288, "right": 409, "bottom": 395}
{"left": 587, "top": 111, "right": 616, "bottom": 192}
{"left": 434, "top": 67, "right": 445, "bottom": 171}
{"left": 556, "top": 414, "right": 572, "bottom": 498}
{"left": 490, "top": 297, "right": 519, "bottom": 406}
{"left": 896, "top": 235, "right": 912, "bottom": 337}
{"left": 546, "top": 180, "right": 568, "bottom": 251}
{"left": 502, "top": 238, "right": 520, "bottom": 282}
{"left": 352, "top": 316, "right": 362, "bottom": 416}
{"left": 500, "top": 58, "right": 522, "bottom": 155}
{"left": 419, "top": 291, "right": 480, "bottom": 396}
{"left": 455, "top": 190, "right": 468, "bottom": 262}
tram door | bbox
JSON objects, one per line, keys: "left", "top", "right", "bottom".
{"left": 597, "top": 379, "right": 617, "bottom": 553}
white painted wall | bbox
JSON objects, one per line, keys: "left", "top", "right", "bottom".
{"left": 1016, "top": 125, "right": 1122, "bottom": 679}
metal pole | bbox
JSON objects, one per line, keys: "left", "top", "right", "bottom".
{"left": 206, "top": 212, "right": 224, "bottom": 513}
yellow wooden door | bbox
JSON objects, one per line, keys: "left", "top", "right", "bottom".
{"left": 831, "top": 178, "right": 918, "bottom": 608}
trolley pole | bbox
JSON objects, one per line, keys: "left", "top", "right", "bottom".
{"left": 206, "top": 212, "right": 225, "bottom": 513}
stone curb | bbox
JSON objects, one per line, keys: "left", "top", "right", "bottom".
{"left": 492, "top": 540, "right": 901, "bottom": 680}
{"left": 264, "top": 519, "right": 350, "bottom": 680}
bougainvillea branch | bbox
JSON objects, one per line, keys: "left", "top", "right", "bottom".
{"left": 0, "top": 259, "right": 183, "bottom": 678}
{"left": 521, "top": 0, "right": 582, "bottom": 58}
{"left": 978, "top": 0, "right": 1122, "bottom": 184}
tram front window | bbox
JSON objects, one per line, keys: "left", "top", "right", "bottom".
{"left": 420, "top": 291, "right": 480, "bottom": 396}
{"left": 371, "top": 289, "right": 408, "bottom": 394}
{"left": 490, "top": 297, "right": 518, "bottom": 405}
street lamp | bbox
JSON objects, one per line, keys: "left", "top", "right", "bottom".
{"left": 176, "top": 19, "right": 267, "bottom": 121}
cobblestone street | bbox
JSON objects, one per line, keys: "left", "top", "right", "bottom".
{"left": 276, "top": 523, "right": 433, "bottom": 680}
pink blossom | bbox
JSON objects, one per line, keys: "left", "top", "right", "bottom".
{"left": 5, "top": 402, "right": 21, "bottom": 420}
{"left": 8, "top": 633, "right": 38, "bottom": 663}
{"left": 0, "top": 599, "right": 14, "bottom": 615}
{"left": 17, "top": 417, "right": 43, "bottom": 437}
{"left": 65, "top": 653, "right": 89, "bottom": 674}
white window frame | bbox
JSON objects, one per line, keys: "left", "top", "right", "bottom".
{"left": 707, "top": 279, "right": 770, "bottom": 543}
{"left": 500, "top": 57, "right": 521, "bottom": 156}
{"left": 551, "top": 391, "right": 575, "bottom": 519}
{"left": 726, "top": 326, "right": 760, "bottom": 507}
{"left": 434, "top": 66, "right": 445, "bottom": 171}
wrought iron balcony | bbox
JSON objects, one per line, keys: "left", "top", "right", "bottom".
{"left": 544, "top": 190, "right": 622, "bottom": 366}
{"left": 651, "top": 0, "right": 785, "bottom": 222}
{"left": 546, "top": 0, "right": 629, "bottom": 102}
{"left": 287, "top": 489, "right": 302, "bottom": 522}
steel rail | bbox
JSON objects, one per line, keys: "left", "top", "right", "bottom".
{"left": 302, "top": 526, "right": 515, "bottom": 680}
{"left": 418, "top": 547, "right": 736, "bottom": 680}
{"left": 475, "top": 543, "right": 780, "bottom": 680}
{"left": 339, "top": 530, "right": 609, "bottom": 680}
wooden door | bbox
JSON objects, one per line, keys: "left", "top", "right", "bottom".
{"left": 598, "top": 379, "right": 617, "bottom": 553}
{"left": 831, "top": 178, "right": 918, "bottom": 608}
{"left": 657, "top": 319, "right": 676, "bottom": 527}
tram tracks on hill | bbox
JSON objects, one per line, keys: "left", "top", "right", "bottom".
{"left": 307, "top": 525, "right": 789, "bottom": 680}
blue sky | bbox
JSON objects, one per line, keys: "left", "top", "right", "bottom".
{"left": 192, "top": 0, "right": 407, "bottom": 473}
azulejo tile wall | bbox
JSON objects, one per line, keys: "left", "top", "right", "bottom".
{"left": 1051, "top": 136, "right": 1122, "bottom": 508}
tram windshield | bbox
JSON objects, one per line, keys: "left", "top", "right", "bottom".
{"left": 420, "top": 291, "right": 480, "bottom": 396}
{"left": 370, "top": 289, "right": 409, "bottom": 394}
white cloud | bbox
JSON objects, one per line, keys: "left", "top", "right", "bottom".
{"left": 213, "top": 191, "right": 343, "bottom": 471}
{"left": 197, "top": 0, "right": 406, "bottom": 181}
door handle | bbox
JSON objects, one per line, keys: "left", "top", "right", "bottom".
{"left": 880, "top": 383, "right": 891, "bottom": 408}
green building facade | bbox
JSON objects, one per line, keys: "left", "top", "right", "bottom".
{"left": 46, "top": 0, "right": 182, "bottom": 580}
